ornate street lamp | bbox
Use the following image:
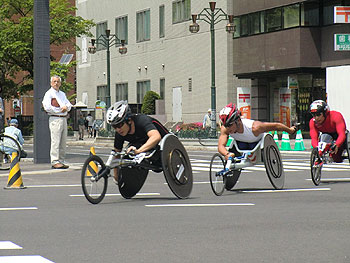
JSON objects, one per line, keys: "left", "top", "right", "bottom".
{"left": 88, "top": 29, "right": 127, "bottom": 108}
{"left": 189, "top": 2, "right": 235, "bottom": 138}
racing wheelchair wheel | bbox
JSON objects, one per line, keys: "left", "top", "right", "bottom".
{"left": 0, "top": 134, "right": 22, "bottom": 170}
{"left": 225, "top": 170, "right": 241, "bottom": 190}
{"left": 81, "top": 155, "right": 108, "bottom": 204}
{"left": 310, "top": 148, "right": 322, "bottom": 186}
{"left": 161, "top": 134, "right": 193, "bottom": 199}
{"left": 262, "top": 134, "right": 284, "bottom": 189}
{"left": 209, "top": 153, "right": 226, "bottom": 196}
{"left": 118, "top": 167, "right": 148, "bottom": 199}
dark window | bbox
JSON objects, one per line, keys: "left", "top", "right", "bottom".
{"left": 283, "top": 4, "right": 300, "bottom": 28}
{"left": 96, "top": 22, "right": 107, "bottom": 51}
{"left": 249, "top": 12, "right": 260, "bottom": 34}
{"left": 301, "top": 1, "right": 319, "bottom": 26}
{"left": 266, "top": 8, "right": 282, "bottom": 32}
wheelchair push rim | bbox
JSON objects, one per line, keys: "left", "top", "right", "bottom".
{"left": 263, "top": 134, "right": 285, "bottom": 189}
{"left": 161, "top": 134, "right": 193, "bottom": 199}
{"left": 81, "top": 155, "right": 108, "bottom": 204}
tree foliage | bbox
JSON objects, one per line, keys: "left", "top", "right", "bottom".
{"left": 141, "top": 91, "right": 161, "bottom": 115}
{"left": 0, "top": 0, "right": 95, "bottom": 99}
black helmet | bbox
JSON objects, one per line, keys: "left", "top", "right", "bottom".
{"left": 310, "top": 100, "right": 329, "bottom": 116}
{"left": 106, "top": 100, "right": 131, "bottom": 126}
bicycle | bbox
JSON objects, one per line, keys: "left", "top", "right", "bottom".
{"left": 81, "top": 134, "right": 193, "bottom": 204}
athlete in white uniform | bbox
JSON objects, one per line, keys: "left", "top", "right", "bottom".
{"left": 218, "top": 103, "right": 297, "bottom": 160}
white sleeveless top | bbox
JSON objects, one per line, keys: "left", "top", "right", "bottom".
{"left": 229, "top": 119, "right": 263, "bottom": 143}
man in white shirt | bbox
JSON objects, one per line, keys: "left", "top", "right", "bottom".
{"left": 42, "top": 75, "right": 72, "bottom": 169}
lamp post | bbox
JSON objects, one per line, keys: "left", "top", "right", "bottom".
{"left": 88, "top": 29, "right": 127, "bottom": 108}
{"left": 189, "top": 2, "right": 235, "bottom": 138}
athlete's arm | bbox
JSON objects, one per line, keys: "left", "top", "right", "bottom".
{"left": 334, "top": 112, "right": 347, "bottom": 150}
{"left": 132, "top": 129, "right": 161, "bottom": 154}
{"left": 309, "top": 119, "right": 319, "bottom": 148}
{"left": 252, "top": 121, "right": 296, "bottom": 136}
{"left": 218, "top": 126, "right": 234, "bottom": 160}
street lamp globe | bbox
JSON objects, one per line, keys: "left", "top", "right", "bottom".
{"left": 88, "top": 39, "right": 97, "bottom": 54}
{"left": 189, "top": 14, "right": 200, "bottom": 33}
{"left": 119, "top": 40, "right": 127, "bottom": 55}
{"left": 225, "top": 15, "right": 235, "bottom": 33}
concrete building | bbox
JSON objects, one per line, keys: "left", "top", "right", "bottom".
{"left": 76, "top": 0, "right": 250, "bottom": 126}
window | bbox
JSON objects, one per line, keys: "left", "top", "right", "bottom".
{"left": 97, "top": 85, "right": 110, "bottom": 108}
{"left": 249, "top": 12, "right": 260, "bottom": 34}
{"left": 301, "top": 1, "right": 319, "bottom": 26}
{"left": 115, "top": 16, "right": 128, "bottom": 45}
{"left": 283, "top": 4, "right": 300, "bottom": 28}
{"left": 233, "top": 17, "right": 241, "bottom": 38}
{"left": 96, "top": 22, "right": 107, "bottom": 51}
{"left": 266, "top": 8, "right": 282, "bottom": 32}
{"left": 116, "top": 83, "right": 128, "bottom": 101}
{"left": 160, "top": 78, "right": 165, "bottom": 99}
{"left": 240, "top": 15, "right": 249, "bottom": 36}
{"left": 137, "top": 80, "right": 151, "bottom": 103}
{"left": 323, "top": 0, "right": 342, "bottom": 25}
{"left": 136, "top": 9, "right": 150, "bottom": 42}
{"left": 159, "top": 5, "right": 165, "bottom": 38}
{"left": 172, "top": 0, "right": 191, "bottom": 23}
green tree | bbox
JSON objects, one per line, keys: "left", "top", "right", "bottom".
{"left": 141, "top": 91, "right": 160, "bottom": 115}
{"left": 0, "top": 0, "right": 95, "bottom": 99}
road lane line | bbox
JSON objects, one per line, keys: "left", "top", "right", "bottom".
{"left": 0, "top": 255, "right": 54, "bottom": 262}
{"left": 145, "top": 203, "right": 255, "bottom": 207}
{"left": 70, "top": 193, "right": 160, "bottom": 197}
{"left": 0, "top": 241, "right": 22, "bottom": 249}
{"left": 241, "top": 188, "right": 330, "bottom": 193}
{"left": 27, "top": 184, "right": 81, "bottom": 188}
{"left": 0, "top": 207, "right": 38, "bottom": 211}
{"left": 306, "top": 178, "right": 350, "bottom": 182}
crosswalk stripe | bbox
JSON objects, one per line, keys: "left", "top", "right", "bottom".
{"left": 0, "top": 255, "right": 54, "bottom": 262}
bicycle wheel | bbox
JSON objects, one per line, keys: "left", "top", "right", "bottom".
{"left": 81, "top": 155, "right": 108, "bottom": 204}
{"left": 209, "top": 153, "right": 226, "bottom": 196}
{"left": 0, "top": 134, "right": 22, "bottom": 170}
{"left": 310, "top": 148, "right": 322, "bottom": 186}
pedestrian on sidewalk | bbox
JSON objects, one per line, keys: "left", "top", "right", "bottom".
{"left": 86, "top": 113, "right": 94, "bottom": 138}
{"left": 78, "top": 114, "right": 85, "bottom": 140}
{"left": 42, "top": 75, "right": 72, "bottom": 169}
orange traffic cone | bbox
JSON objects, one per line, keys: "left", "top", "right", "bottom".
{"left": 4, "top": 152, "right": 26, "bottom": 189}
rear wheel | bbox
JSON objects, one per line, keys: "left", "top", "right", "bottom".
{"left": 81, "top": 155, "right": 108, "bottom": 204}
{"left": 209, "top": 153, "right": 226, "bottom": 196}
{"left": 310, "top": 148, "right": 322, "bottom": 186}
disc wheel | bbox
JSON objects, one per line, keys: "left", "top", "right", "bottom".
{"left": 0, "top": 134, "right": 22, "bottom": 170}
{"left": 263, "top": 134, "right": 284, "bottom": 189}
{"left": 209, "top": 153, "right": 226, "bottom": 196}
{"left": 81, "top": 155, "right": 108, "bottom": 204}
{"left": 310, "top": 148, "right": 322, "bottom": 186}
{"left": 225, "top": 170, "right": 241, "bottom": 190}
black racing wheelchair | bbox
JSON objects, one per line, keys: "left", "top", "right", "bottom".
{"left": 209, "top": 133, "right": 285, "bottom": 196}
{"left": 310, "top": 131, "right": 350, "bottom": 186}
{"left": 81, "top": 134, "right": 193, "bottom": 204}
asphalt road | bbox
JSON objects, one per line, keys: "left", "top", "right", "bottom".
{"left": 0, "top": 146, "right": 350, "bottom": 263}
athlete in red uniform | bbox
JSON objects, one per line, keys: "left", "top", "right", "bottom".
{"left": 309, "top": 100, "right": 347, "bottom": 163}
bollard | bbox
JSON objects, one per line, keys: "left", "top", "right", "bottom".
{"left": 4, "top": 152, "right": 26, "bottom": 189}
{"left": 87, "top": 146, "right": 98, "bottom": 177}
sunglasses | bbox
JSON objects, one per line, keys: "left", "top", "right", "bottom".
{"left": 112, "top": 122, "right": 125, "bottom": 129}
{"left": 224, "top": 120, "right": 238, "bottom": 128}
{"left": 311, "top": 112, "right": 322, "bottom": 117}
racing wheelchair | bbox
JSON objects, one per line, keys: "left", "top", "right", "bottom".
{"left": 310, "top": 131, "right": 350, "bottom": 186}
{"left": 0, "top": 134, "right": 23, "bottom": 170}
{"left": 81, "top": 134, "right": 193, "bottom": 204}
{"left": 209, "top": 133, "right": 284, "bottom": 196}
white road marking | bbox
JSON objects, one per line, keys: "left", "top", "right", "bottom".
{"left": 241, "top": 188, "right": 331, "bottom": 193}
{"left": 0, "top": 255, "right": 54, "bottom": 262}
{"left": 0, "top": 207, "right": 38, "bottom": 211}
{"left": 306, "top": 178, "right": 350, "bottom": 182}
{"left": 0, "top": 241, "right": 22, "bottom": 249}
{"left": 145, "top": 203, "right": 255, "bottom": 207}
{"left": 70, "top": 193, "right": 160, "bottom": 197}
{"left": 27, "top": 184, "right": 81, "bottom": 188}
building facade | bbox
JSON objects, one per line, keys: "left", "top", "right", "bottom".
{"left": 232, "top": 0, "right": 350, "bottom": 130}
{"left": 76, "top": 0, "right": 250, "bottom": 125}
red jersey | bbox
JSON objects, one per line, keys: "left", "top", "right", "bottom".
{"left": 309, "top": 111, "right": 347, "bottom": 148}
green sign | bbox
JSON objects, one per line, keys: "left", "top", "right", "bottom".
{"left": 335, "top": 34, "right": 350, "bottom": 51}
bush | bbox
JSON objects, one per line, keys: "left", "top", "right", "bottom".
{"left": 141, "top": 91, "right": 160, "bottom": 115}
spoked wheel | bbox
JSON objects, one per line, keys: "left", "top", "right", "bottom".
{"left": 81, "top": 155, "right": 108, "bottom": 204}
{"left": 0, "top": 134, "right": 22, "bottom": 170}
{"left": 310, "top": 148, "right": 322, "bottom": 186}
{"left": 209, "top": 153, "right": 226, "bottom": 196}
{"left": 263, "top": 134, "right": 284, "bottom": 189}
{"left": 225, "top": 170, "right": 241, "bottom": 190}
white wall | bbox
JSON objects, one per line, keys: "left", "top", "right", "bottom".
{"left": 326, "top": 65, "right": 350, "bottom": 129}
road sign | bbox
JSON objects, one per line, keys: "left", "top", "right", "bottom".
{"left": 334, "top": 6, "right": 350, "bottom": 23}
{"left": 95, "top": 100, "right": 106, "bottom": 109}
{"left": 334, "top": 34, "right": 350, "bottom": 51}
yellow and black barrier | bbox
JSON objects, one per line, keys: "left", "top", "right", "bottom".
{"left": 4, "top": 151, "right": 26, "bottom": 189}
{"left": 87, "top": 146, "right": 98, "bottom": 177}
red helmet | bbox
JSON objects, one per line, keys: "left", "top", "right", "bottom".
{"left": 219, "top": 103, "right": 241, "bottom": 127}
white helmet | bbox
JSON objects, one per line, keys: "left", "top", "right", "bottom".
{"left": 106, "top": 100, "right": 131, "bottom": 126}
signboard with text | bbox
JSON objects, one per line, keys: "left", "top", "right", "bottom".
{"left": 280, "top": 88, "right": 291, "bottom": 127}
{"left": 334, "top": 6, "right": 350, "bottom": 23}
{"left": 237, "top": 87, "right": 251, "bottom": 119}
{"left": 334, "top": 34, "right": 350, "bottom": 51}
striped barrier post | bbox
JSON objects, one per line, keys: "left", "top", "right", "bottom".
{"left": 4, "top": 151, "right": 26, "bottom": 189}
{"left": 87, "top": 146, "right": 98, "bottom": 177}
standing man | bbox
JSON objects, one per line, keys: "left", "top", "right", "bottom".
{"left": 203, "top": 108, "right": 212, "bottom": 129}
{"left": 42, "top": 75, "right": 72, "bottom": 169}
